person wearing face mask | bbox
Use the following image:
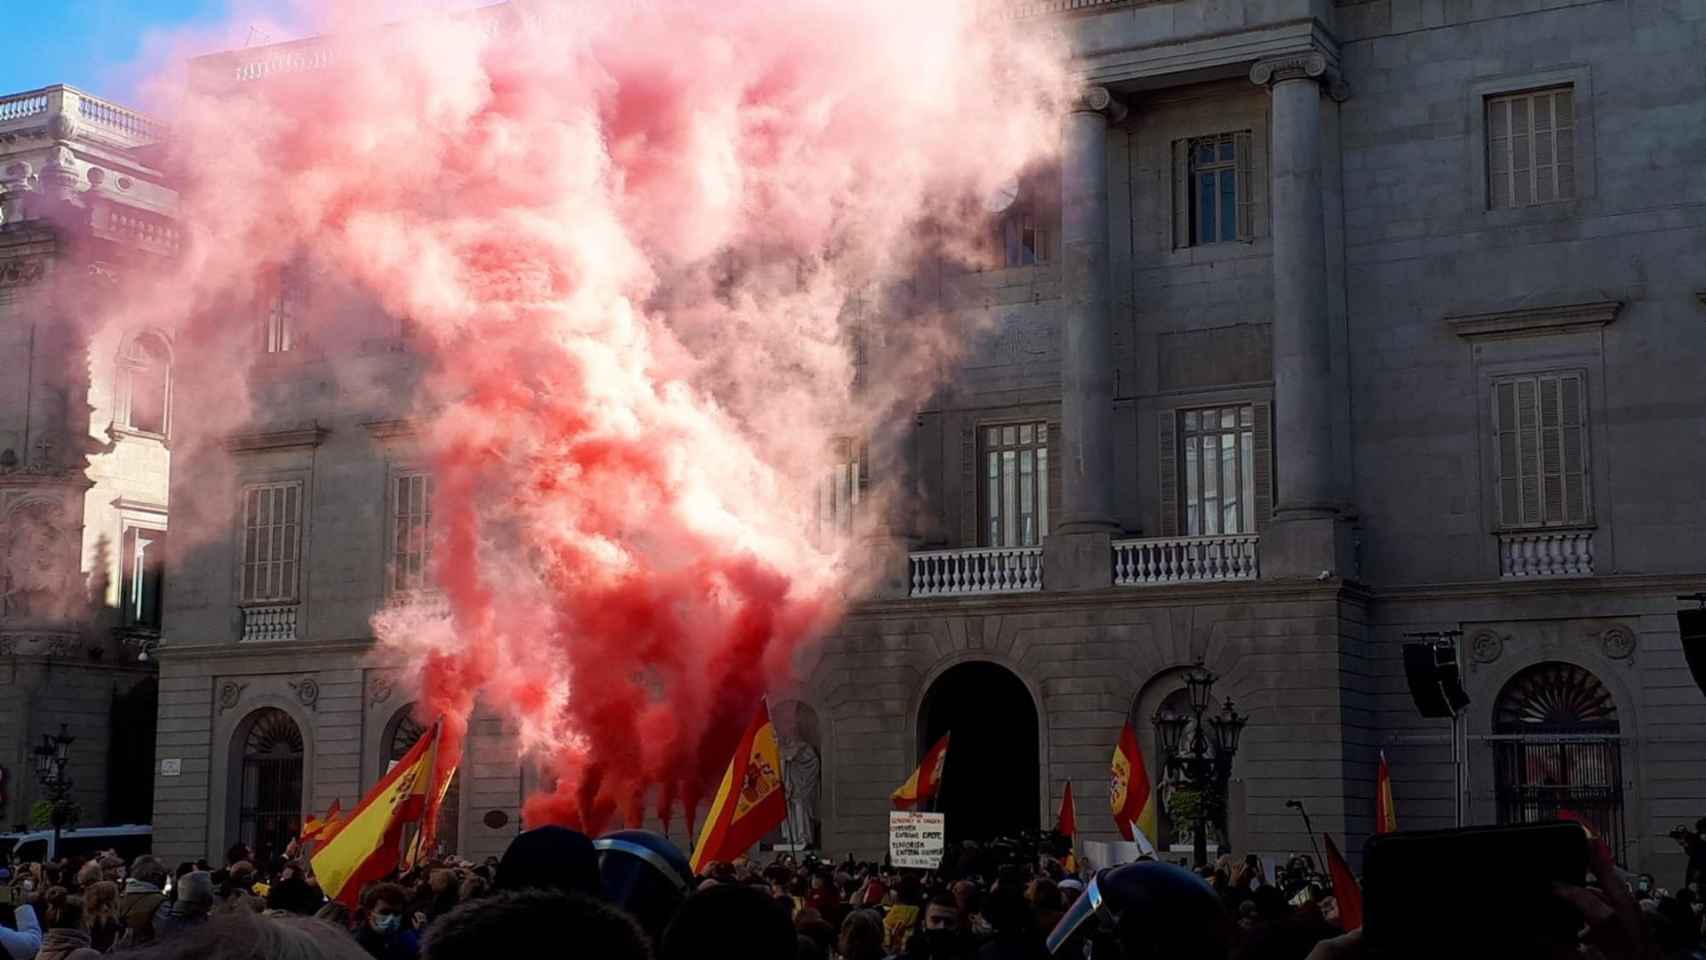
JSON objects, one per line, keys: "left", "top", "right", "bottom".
{"left": 356, "top": 883, "right": 420, "bottom": 960}
{"left": 899, "top": 893, "right": 974, "bottom": 960}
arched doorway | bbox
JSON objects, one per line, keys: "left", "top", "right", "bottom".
{"left": 1492, "top": 661, "right": 1625, "bottom": 859}
{"left": 389, "top": 707, "right": 460, "bottom": 857}
{"left": 919, "top": 661, "right": 1039, "bottom": 844}
{"left": 236, "top": 708, "right": 304, "bottom": 862}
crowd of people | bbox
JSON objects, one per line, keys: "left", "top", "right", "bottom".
{"left": 0, "top": 825, "right": 1698, "bottom": 960}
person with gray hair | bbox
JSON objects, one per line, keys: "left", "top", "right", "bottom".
{"left": 157, "top": 871, "right": 216, "bottom": 941}
{"left": 132, "top": 912, "right": 371, "bottom": 960}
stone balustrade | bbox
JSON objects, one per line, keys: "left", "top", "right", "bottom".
{"left": 1006, "top": 0, "right": 1129, "bottom": 15}
{"left": 0, "top": 92, "right": 49, "bottom": 124}
{"left": 242, "top": 604, "right": 300, "bottom": 642}
{"left": 1113, "top": 534, "right": 1260, "bottom": 586}
{"left": 0, "top": 86, "right": 164, "bottom": 147}
{"left": 1499, "top": 530, "right": 1594, "bottom": 578}
{"left": 909, "top": 546, "right": 1044, "bottom": 597}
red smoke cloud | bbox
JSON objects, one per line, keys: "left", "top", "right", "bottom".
{"left": 130, "top": 0, "right": 1065, "bottom": 834}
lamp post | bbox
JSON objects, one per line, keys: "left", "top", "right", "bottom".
{"left": 1153, "top": 660, "right": 1248, "bottom": 868}
{"left": 33, "top": 723, "right": 76, "bottom": 855}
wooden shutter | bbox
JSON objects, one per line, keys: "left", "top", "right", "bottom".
{"left": 1235, "top": 131, "right": 1254, "bottom": 241}
{"left": 1158, "top": 410, "right": 1179, "bottom": 536}
{"left": 1558, "top": 373, "right": 1588, "bottom": 522}
{"left": 1493, "top": 374, "right": 1590, "bottom": 528}
{"left": 1172, "top": 139, "right": 1191, "bottom": 250}
{"left": 1251, "top": 401, "right": 1273, "bottom": 531}
{"left": 1047, "top": 419, "right": 1062, "bottom": 536}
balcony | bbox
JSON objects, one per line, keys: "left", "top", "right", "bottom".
{"left": 909, "top": 546, "right": 1044, "bottom": 597}
{"left": 0, "top": 85, "right": 166, "bottom": 148}
{"left": 241, "top": 604, "right": 299, "bottom": 642}
{"left": 1113, "top": 534, "right": 1260, "bottom": 586}
{"left": 1499, "top": 529, "right": 1594, "bottom": 578}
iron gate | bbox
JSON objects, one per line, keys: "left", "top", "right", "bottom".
{"left": 239, "top": 708, "right": 304, "bottom": 862}
{"left": 1491, "top": 735, "right": 1625, "bottom": 861}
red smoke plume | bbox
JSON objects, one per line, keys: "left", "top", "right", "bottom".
{"left": 126, "top": 0, "right": 1065, "bottom": 834}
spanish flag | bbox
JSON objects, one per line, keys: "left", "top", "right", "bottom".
{"left": 891, "top": 732, "right": 950, "bottom": 811}
{"left": 298, "top": 800, "right": 343, "bottom": 845}
{"left": 1323, "top": 833, "right": 1363, "bottom": 931}
{"left": 1055, "top": 781, "right": 1077, "bottom": 840}
{"left": 689, "top": 700, "right": 788, "bottom": 874}
{"left": 1110, "top": 721, "right": 1157, "bottom": 849}
{"left": 311, "top": 719, "right": 441, "bottom": 906}
{"left": 1375, "top": 751, "right": 1397, "bottom": 834}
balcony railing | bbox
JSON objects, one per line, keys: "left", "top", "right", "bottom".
{"left": 1499, "top": 530, "right": 1593, "bottom": 578}
{"left": 0, "top": 86, "right": 165, "bottom": 146}
{"left": 1113, "top": 534, "right": 1259, "bottom": 586}
{"left": 241, "top": 604, "right": 299, "bottom": 642}
{"left": 909, "top": 546, "right": 1043, "bottom": 597}
{"left": 1005, "top": 0, "right": 1131, "bottom": 16}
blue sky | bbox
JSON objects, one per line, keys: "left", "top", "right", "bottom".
{"left": 0, "top": 0, "right": 241, "bottom": 101}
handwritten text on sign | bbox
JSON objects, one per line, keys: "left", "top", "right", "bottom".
{"left": 889, "top": 811, "right": 947, "bottom": 869}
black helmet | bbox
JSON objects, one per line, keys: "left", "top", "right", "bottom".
{"left": 595, "top": 829, "right": 693, "bottom": 940}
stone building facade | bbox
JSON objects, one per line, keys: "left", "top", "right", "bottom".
{"left": 0, "top": 87, "right": 174, "bottom": 832}
{"left": 132, "top": 0, "right": 1706, "bottom": 880}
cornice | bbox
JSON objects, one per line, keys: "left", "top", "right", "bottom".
{"left": 362, "top": 418, "right": 423, "bottom": 441}
{"left": 1078, "top": 17, "right": 1341, "bottom": 90}
{"left": 846, "top": 578, "right": 1365, "bottom": 622}
{"left": 1446, "top": 299, "right": 1621, "bottom": 340}
{"left": 225, "top": 424, "right": 329, "bottom": 453}
{"left": 157, "top": 636, "right": 376, "bottom": 662}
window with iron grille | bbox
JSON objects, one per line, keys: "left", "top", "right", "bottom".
{"left": 391, "top": 473, "right": 435, "bottom": 594}
{"left": 1491, "top": 661, "right": 1624, "bottom": 861}
{"left": 122, "top": 525, "right": 166, "bottom": 629}
{"left": 1492, "top": 372, "right": 1590, "bottom": 528}
{"left": 1186, "top": 133, "right": 1253, "bottom": 245}
{"left": 1487, "top": 88, "right": 1575, "bottom": 209}
{"left": 263, "top": 264, "right": 306, "bottom": 353}
{"left": 119, "top": 333, "right": 171, "bottom": 436}
{"left": 816, "top": 439, "right": 865, "bottom": 544}
{"left": 238, "top": 707, "right": 304, "bottom": 863}
{"left": 997, "top": 210, "right": 1052, "bottom": 268}
{"left": 1180, "top": 406, "right": 1257, "bottom": 536}
{"left": 240, "top": 482, "right": 302, "bottom": 603}
{"left": 981, "top": 423, "right": 1049, "bottom": 547}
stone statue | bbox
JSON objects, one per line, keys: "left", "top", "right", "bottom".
{"left": 780, "top": 735, "right": 821, "bottom": 849}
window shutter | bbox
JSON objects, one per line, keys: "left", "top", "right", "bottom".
{"left": 1558, "top": 373, "right": 1588, "bottom": 522}
{"left": 1158, "top": 410, "right": 1179, "bottom": 536}
{"left": 1252, "top": 401, "right": 1273, "bottom": 531}
{"left": 1047, "top": 419, "right": 1062, "bottom": 535}
{"left": 1235, "top": 131, "right": 1254, "bottom": 241}
{"left": 1172, "top": 140, "right": 1190, "bottom": 250}
{"left": 1515, "top": 378, "right": 1540, "bottom": 525}
{"left": 1494, "top": 380, "right": 1519, "bottom": 527}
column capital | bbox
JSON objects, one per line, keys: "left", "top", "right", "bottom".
{"left": 1250, "top": 53, "right": 1350, "bottom": 101}
{"left": 1070, "top": 85, "right": 1128, "bottom": 124}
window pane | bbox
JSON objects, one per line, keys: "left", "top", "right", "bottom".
{"left": 1240, "top": 406, "right": 1253, "bottom": 428}
{"left": 1199, "top": 174, "right": 1216, "bottom": 243}
{"left": 1221, "top": 433, "right": 1239, "bottom": 533}
{"left": 1019, "top": 449, "right": 1035, "bottom": 546}
{"left": 1202, "top": 436, "right": 1220, "bottom": 535}
{"left": 1003, "top": 425, "right": 1016, "bottom": 447}
{"left": 1221, "top": 407, "right": 1236, "bottom": 430}
{"left": 1037, "top": 423, "right": 1047, "bottom": 445}
{"left": 1037, "top": 448, "right": 1049, "bottom": 537}
{"left": 1184, "top": 410, "right": 1199, "bottom": 432}
{"left": 1218, "top": 138, "right": 1235, "bottom": 163}
{"left": 1002, "top": 450, "right": 1017, "bottom": 546}
{"left": 1019, "top": 423, "right": 1033, "bottom": 445}
{"left": 1185, "top": 439, "right": 1200, "bottom": 536}
{"left": 987, "top": 453, "right": 1000, "bottom": 545}
{"left": 1219, "top": 172, "right": 1237, "bottom": 240}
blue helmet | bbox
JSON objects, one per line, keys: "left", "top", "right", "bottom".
{"left": 594, "top": 830, "right": 693, "bottom": 940}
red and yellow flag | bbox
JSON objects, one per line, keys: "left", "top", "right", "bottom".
{"left": 298, "top": 800, "right": 344, "bottom": 845}
{"left": 1323, "top": 833, "right": 1363, "bottom": 931}
{"left": 1375, "top": 751, "right": 1397, "bottom": 834}
{"left": 689, "top": 700, "right": 788, "bottom": 873}
{"left": 1055, "top": 781, "right": 1077, "bottom": 840}
{"left": 311, "top": 719, "right": 441, "bottom": 906}
{"left": 891, "top": 733, "right": 950, "bottom": 811}
{"left": 1110, "top": 721, "right": 1157, "bottom": 848}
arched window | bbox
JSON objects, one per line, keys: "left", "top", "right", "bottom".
{"left": 237, "top": 708, "right": 304, "bottom": 862}
{"left": 119, "top": 333, "right": 170, "bottom": 435}
{"left": 389, "top": 707, "right": 460, "bottom": 857}
{"left": 1492, "top": 662, "right": 1625, "bottom": 859}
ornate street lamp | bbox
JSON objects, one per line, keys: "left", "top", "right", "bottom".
{"left": 1154, "top": 665, "right": 1250, "bottom": 868}
{"left": 34, "top": 723, "right": 76, "bottom": 854}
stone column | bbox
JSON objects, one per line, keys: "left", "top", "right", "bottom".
{"left": 1250, "top": 53, "right": 1352, "bottom": 578}
{"left": 1046, "top": 86, "right": 1126, "bottom": 590}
